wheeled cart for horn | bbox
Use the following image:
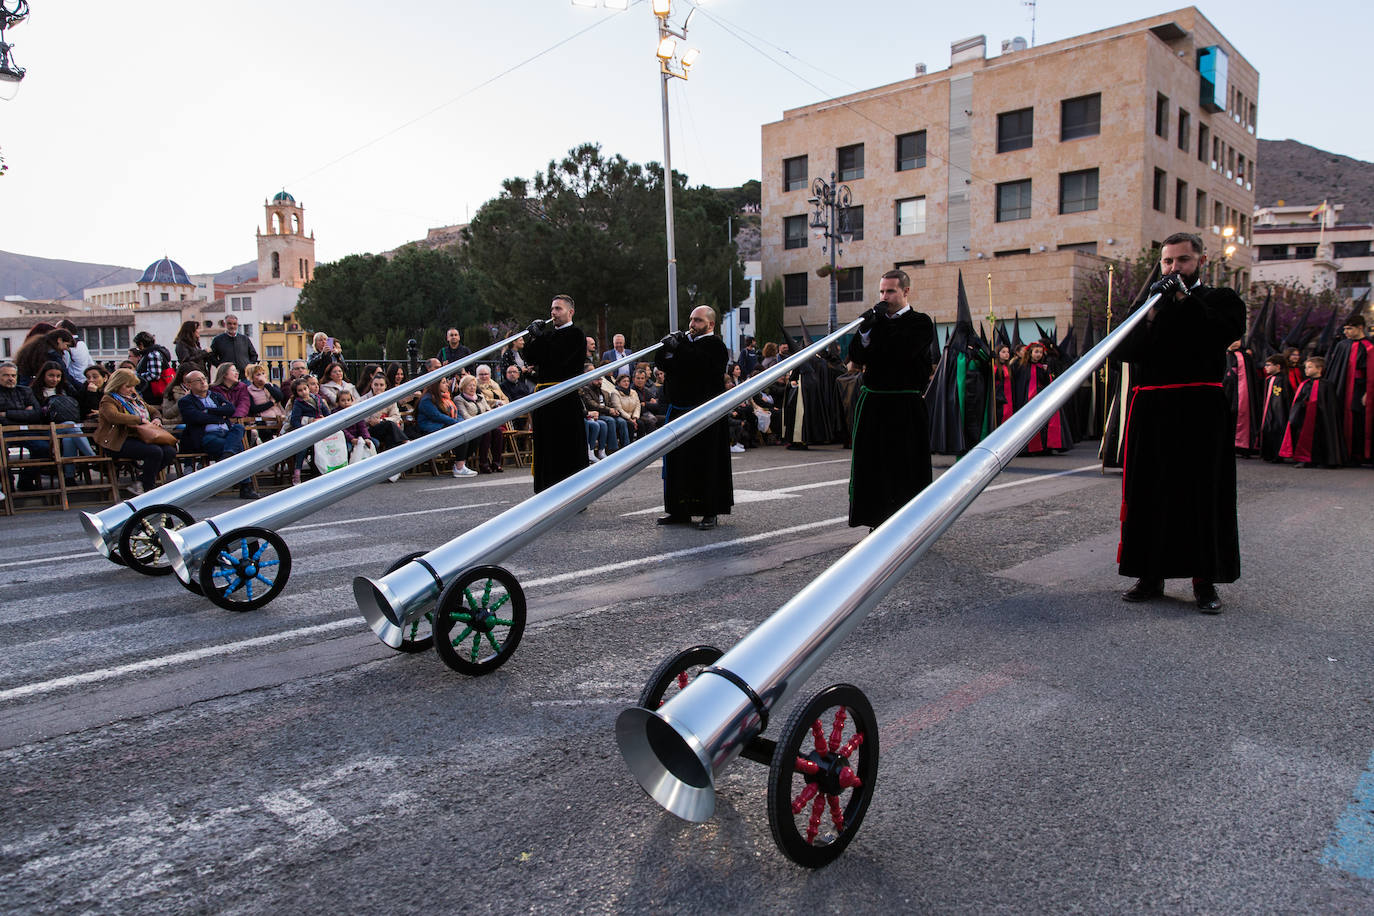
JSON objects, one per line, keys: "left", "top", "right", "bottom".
{"left": 80, "top": 334, "right": 522, "bottom": 576}
{"left": 162, "top": 344, "right": 657, "bottom": 611}
{"left": 353, "top": 321, "right": 864, "bottom": 675}
{"left": 616, "top": 294, "right": 1161, "bottom": 867}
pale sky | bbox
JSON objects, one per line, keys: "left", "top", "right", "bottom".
{"left": 1, "top": 0, "right": 1370, "bottom": 281}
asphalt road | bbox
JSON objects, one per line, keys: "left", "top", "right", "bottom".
{"left": 2, "top": 443, "right": 1373, "bottom": 914}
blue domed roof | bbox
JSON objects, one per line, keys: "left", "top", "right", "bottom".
{"left": 138, "top": 257, "right": 192, "bottom": 285}
{"left": 273, "top": 189, "right": 296, "bottom": 203}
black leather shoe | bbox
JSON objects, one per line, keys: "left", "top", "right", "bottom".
{"left": 696, "top": 515, "right": 717, "bottom": 530}
{"left": 1194, "top": 583, "right": 1222, "bottom": 613}
{"left": 656, "top": 514, "right": 690, "bottom": 526}
{"left": 1122, "top": 578, "right": 1164, "bottom": 602}
{"left": 239, "top": 485, "right": 261, "bottom": 500}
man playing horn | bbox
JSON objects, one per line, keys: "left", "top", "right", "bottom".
{"left": 846, "top": 268, "right": 936, "bottom": 529}
{"left": 524, "top": 294, "right": 590, "bottom": 492}
{"left": 655, "top": 306, "right": 733, "bottom": 530}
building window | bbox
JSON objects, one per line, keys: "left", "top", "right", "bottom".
{"left": 1195, "top": 189, "right": 1207, "bottom": 228}
{"left": 1177, "top": 109, "right": 1191, "bottom": 151}
{"left": 783, "top": 273, "right": 808, "bottom": 308}
{"left": 1060, "top": 93, "right": 1100, "bottom": 140}
{"left": 837, "top": 267, "right": 864, "bottom": 302}
{"left": 1197, "top": 124, "right": 1210, "bottom": 163}
{"left": 1175, "top": 180, "right": 1188, "bottom": 220}
{"left": 1058, "top": 169, "right": 1099, "bottom": 214}
{"left": 895, "top": 131, "right": 926, "bottom": 170}
{"left": 1257, "top": 245, "right": 1288, "bottom": 261}
{"left": 160, "top": 292, "right": 170, "bottom": 302}
{"left": 1334, "top": 241, "right": 1372, "bottom": 258}
{"left": 1294, "top": 245, "right": 1317, "bottom": 259}
{"left": 117, "top": 328, "right": 130, "bottom": 350}
{"left": 896, "top": 197, "right": 927, "bottom": 235}
{"left": 1155, "top": 93, "right": 1169, "bottom": 138}
{"left": 266, "top": 345, "right": 285, "bottom": 358}
{"left": 1152, "top": 168, "right": 1167, "bottom": 212}
{"left": 994, "top": 249, "right": 1030, "bottom": 258}
{"left": 2, "top": 337, "right": 9, "bottom": 357}
{"left": 996, "top": 179, "right": 1032, "bottom": 222}
{"left": 783, "top": 215, "right": 808, "bottom": 250}
{"left": 841, "top": 205, "right": 864, "bottom": 241}
{"left": 783, "top": 155, "right": 808, "bottom": 192}
{"left": 241, "top": 324, "right": 254, "bottom": 338}
{"left": 1058, "top": 241, "right": 1098, "bottom": 255}
{"left": 271, "top": 251, "right": 281, "bottom": 278}
{"left": 837, "top": 144, "right": 864, "bottom": 180}
{"left": 997, "top": 107, "right": 1033, "bottom": 152}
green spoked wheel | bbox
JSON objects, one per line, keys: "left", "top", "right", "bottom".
{"left": 199, "top": 526, "right": 292, "bottom": 612}
{"left": 385, "top": 552, "right": 433, "bottom": 653}
{"left": 118, "top": 504, "right": 193, "bottom": 577}
{"left": 637, "top": 645, "right": 723, "bottom": 710}
{"left": 767, "top": 683, "right": 879, "bottom": 869}
{"left": 432, "top": 565, "right": 525, "bottom": 676}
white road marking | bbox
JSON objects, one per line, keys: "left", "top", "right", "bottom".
{"left": 259, "top": 788, "right": 347, "bottom": 841}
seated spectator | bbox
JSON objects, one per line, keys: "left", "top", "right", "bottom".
{"left": 244, "top": 363, "right": 286, "bottom": 440}
{"left": 416, "top": 376, "right": 476, "bottom": 478}
{"left": 474, "top": 364, "right": 508, "bottom": 409}
{"left": 607, "top": 372, "right": 645, "bottom": 441}
{"left": 454, "top": 374, "right": 503, "bottom": 474}
{"left": 80, "top": 365, "right": 109, "bottom": 420}
{"left": 305, "top": 375, "right": 323, "bottom": 401}
{"left": 319, "top": 362, "right": 360, "bottom": 409}
{"left": 15, "top": 328, "right": 75, "bottom": 386}
{"left": 579, "top": 363, "right": 620, "bottom": 459}
{"left": 500, "top": 363, "right": 532, "bottom": 401}
{"left": 3, "top": 361, "right": 55, "bottom": 490}
{"left": 358, "top": 363, "right": 382, "bottom": 392}
{"left": 178, "top": 370, "right": 260, "bottom": 499}
{"left": 211, "top": 363, "right": 252, "bottom": 418}
{"left": 307, "top": 332, "right": 345, "bottom": 379}
{"left": 360, "top": 373, "right": 409, "bottom": 451}
{"left": 637, "top": 368, "right": 666, "bottom": 423}
{"left": 752, "top": 385, "right": 779, "bottom": 443}
{"left": 287, "top": 359, "right": 309, "bottom": 385}
{"left": 287, "top": 377, "right": 330, "bottom": 484}
{"left": 31, "top": 361, "right": 95, "bottom": 473}
{"left": 93, "top": 368, "right": 177, "bottom": 496}
{"left": 159, "top": 363, "right": 200, "bottom": 425}
{"left": 57, "top": 320, "right": 95, "bottom": 387}
{"left": 500, "top": 335, "right": 531, "bottom": 381}
{"left": 333, "top": 389, "right": 373, "bottom": 454}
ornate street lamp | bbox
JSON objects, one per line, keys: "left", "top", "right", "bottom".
{"left": 0, "top": 0, "right": 29, "bottom": 102}
{"left": 808, "top": 172, "right": 853, "bottom": 333}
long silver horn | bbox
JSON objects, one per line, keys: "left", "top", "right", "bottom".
{"left": 79, "top": 333, "right": 523, "bottom": 560}
{"left": 159, "top": 345, "right": 659, "bottom": 600}
{"left": 354, "top": 320, "right": 864, "bottom": 649}
{"left": 616, "top": 294, "right": 1159, "bottom": 823}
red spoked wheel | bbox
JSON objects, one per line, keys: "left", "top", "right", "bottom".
{"left": 766, "top": 683, "right": 878, "bottom": 868}
{"left": 636, "top": 645, "right": 723, "bottom": 709}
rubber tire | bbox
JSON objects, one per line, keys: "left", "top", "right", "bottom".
{"left": 118, "top": 504, "right": 194, "bottom": 577}
{"left": 385, "top": 552, "right": 433, "bottom": 653}
{"left": 766, "top": 683, "right": 879, "bottom": 868}
{"left": 637, "top": 645, "right": 723, "bottom": 710}
{"left": 432, "top": 565, "right": 525, "bottom": 676}
{"left": 199, "top": 526, "right": 292, "bottom": 612}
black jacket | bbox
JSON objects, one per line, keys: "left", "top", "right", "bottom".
{"left": 178, "top": 390, "right": 235, "bottom": 453}
{"left": 1, "top": 384, "right": 47, "bottom": 424}
{"left": 210, "top": 333, "right": 258, "bottom": 373}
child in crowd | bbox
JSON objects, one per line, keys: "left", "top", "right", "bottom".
{"left": 288, "top": 377, "right": 330, "bottom": 484}
{"left": 1279, "top": 356, "right": 1341, "bottom": 469}
{"left": 334, "top": 389, "right": 372, "bottom": 451}
{"left": 1257, "top": 354, "right": 1291, "bottom": 463}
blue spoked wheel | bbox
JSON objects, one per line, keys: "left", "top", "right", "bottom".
{"left": 199, "top": 526, "right": 292, "bottom": 612}
{"left": 385, "top": 552, "right": 434, "bottom": 653}
{"left": 433, "top": 565, "right": 525, "bottom": 676}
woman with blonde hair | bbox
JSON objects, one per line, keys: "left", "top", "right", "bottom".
{"left": 93, "top": 367, "right": 178, "bottom": 495}
{"left": 455, "top": 373, "right": 503, "bottom": 473}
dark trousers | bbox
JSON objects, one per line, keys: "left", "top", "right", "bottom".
{"left": 107, "top": 439, "right": 178, "bottom": 490}
{"left": 202, "top": 426, "right": 253, "bottom": 488}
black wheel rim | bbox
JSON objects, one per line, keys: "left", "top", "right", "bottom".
{"left": 637, "top": 645, "right": 723, "bottom": 710}
{"left": 432, "top": 565, "right": 525, "bottom": 676}
{"left": 767, "top": 683, "right": 879, "bottom": 868}
{"left": 118, "top": 505, "right": 193, "bottom": 576}
{"left": 200, "top": 527, "right": 291, "bottom": 612}
{"left": 386, "top": 552, "right": 433, "bottom": 653}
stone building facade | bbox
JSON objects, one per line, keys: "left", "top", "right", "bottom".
{"left": 760, "top": 6, "right": 1258, "bottom": 340}
{"left": 1252, "top": 202, "right": 1374, "bottom": 304}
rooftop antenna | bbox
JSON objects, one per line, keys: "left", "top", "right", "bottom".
{"left": 1022, "top": 0, "right": 1037, "bottom": 46}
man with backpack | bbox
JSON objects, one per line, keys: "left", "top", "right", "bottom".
{"left": 133, "top": 331, "right": 176, "bottom": 406}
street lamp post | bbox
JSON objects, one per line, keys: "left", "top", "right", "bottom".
{"left": 652, "top": 0, "right": 701, "bottom": 333}
{"left": 1221, "top": 224, "right": 1238, "bottom": 286}
{"left": 808, "top": 172, "right": 852, "bottom": 334}
{"left": 0, "top": 0, "right": 30, "bottom": 102}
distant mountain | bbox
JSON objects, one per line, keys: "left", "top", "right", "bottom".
{"left": 1256, "top": 139, "right": 1374, "bottom": 224}
{"left": 0, "top": 250, "right": 141, "bottom": 301}
{"left": 213, "top": 260, "right": 259, "bottom": 286}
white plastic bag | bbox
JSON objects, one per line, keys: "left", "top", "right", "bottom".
{"left": 348, "top": 438, "right": 377, "bottom": 465}
{"left": 313, "top": 431, "right": 349, "bottom": 473}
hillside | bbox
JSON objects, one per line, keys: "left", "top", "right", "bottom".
{"left": 0, "top": 251, "right": 141, "bottom": 301}
{"left": 1256, "top": 139, "right": 1374, "bottom": 224}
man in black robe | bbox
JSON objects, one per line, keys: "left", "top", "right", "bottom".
{"left": 1324, "top": 313, "right": 1374, "bottom": 466}
{"left": 1116, "top": 232, "right": 1244, "bottom": 613}
{"left": 524, "top": 295, "right": 589, "bottom": 493}
{"left": 847, "top": 268, "right": 935, "bottom": 529}
{"left": 655, "top": 306, "right": 732, "bottom": 530}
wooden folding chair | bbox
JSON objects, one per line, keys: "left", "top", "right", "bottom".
{"left": 51, "top": 424, "right": 121, "bottom": 507}
{"left": 1, "top": 424, "right": 65, "bottom": 511}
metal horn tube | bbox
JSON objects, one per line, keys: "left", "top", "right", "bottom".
{"left": 160, "top": 344, "right": 659, "bottom": 587}
{"left": 616, "top": 294, "right": 1161, "bottom": 822}
{"left": 79, "top": 333, "right": 524, "bottom": 558}
{"left": 354, "top": 320, "right": 865, "bottom": 647}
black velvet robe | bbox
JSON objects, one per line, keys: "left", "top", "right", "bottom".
{"left": 1324, "top": 337, "right": 1374, "bottom": 464}
{"left": 1279, "top": 377, "right": 1342, "bottom": 467}
{"left": 1223, "top": 348, "right": 1263, "bottom": 455}
{"left": 656, "top": 333, "right": 732, "bottom": 517}
{"left": 846, "top": 309, "right": 935, "bottom": 528}
{"left": 1115, "top": 284, "right": 1244, "bottom": 583}
{"left": 525, "top": 324, "right": 590, "bottom": 492}
{"left": 1257, "top": 373, "right": 1291, "bottom": 463}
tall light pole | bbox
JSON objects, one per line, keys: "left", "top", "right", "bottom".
{"left": 0, "top": 0, "right": 29, "bottom": 102}
{"left": 808, "top": 172, "right": 853, "bottom": 334}
{"left": 653, "top": 0, "right": 701, "bottom": 332}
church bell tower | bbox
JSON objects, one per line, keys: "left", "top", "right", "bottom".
{"left": 256, "top": 190, "right": 316, "bottom": 288}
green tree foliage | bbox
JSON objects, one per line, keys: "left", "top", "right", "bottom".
{"left": 295, "top": 247, "right": 484, "bottom": 343}
{"left": 1076, "top": 247, "right": 1161, "bottom": 335}
{"left": 384, "top": 328, "right": 409, "bottom": 365}
{"left": 754, "top": 278, "right": 785, "bottom": 346}
{"left": 630, "top": 317, "right": 656, "bottom": 352}
{"left": 420, "top": 326, "right": 445, "bottom": 361}
{"left": 460, "top": 143, "right": 746, "bottom": 338}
